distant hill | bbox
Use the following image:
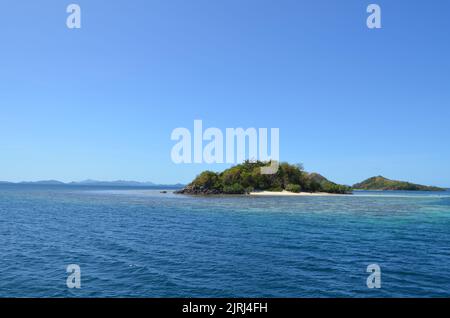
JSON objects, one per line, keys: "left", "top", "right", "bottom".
{"left": 70, "top": 180, "right": 157, "bottom": 187}
{"left": 308, "top": 173, "right": 339, "bottom": 186}
{"left": 69, "top": 180, "right": 184, "bottom": 188}
{"left": 353, "top": 176, "right": 445, "bottom": 191}
{"left": 19, "top": 180, "right": 65, "bottom": 185}
{"left": 307, "top": 173, "right": 349, "bottom": 192}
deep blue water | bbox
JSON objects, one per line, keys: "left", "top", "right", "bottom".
{"left": 0, "top": 184, "right": 449, "bottom": 297}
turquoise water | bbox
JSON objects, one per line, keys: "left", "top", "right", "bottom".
{"left": 0, "top": 184, "right": 449, "bottom": 297}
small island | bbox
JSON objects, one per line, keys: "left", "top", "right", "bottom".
{"left": 353, "top": 176, "right": 445, "bottom": 191}
{"left": 176, "top": 161, "right": 352, "bottom": 195}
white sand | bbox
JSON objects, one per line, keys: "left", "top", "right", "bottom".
{"left": 249, "top": 190, "right": 345, "bottom": 196}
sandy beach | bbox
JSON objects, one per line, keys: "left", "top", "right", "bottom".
{"left": 249, "top": 190, "right": 346, "bottom": 196}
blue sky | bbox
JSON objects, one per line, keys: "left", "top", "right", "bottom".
{"left": 1, "top": 0, "right": 449, "bottom": 186}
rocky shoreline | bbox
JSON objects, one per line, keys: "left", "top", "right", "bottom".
{"left": 174, "top": 185, "right": 230, "bottom": 195}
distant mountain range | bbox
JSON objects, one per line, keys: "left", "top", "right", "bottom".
{"left": 353, "top": 176, "right": 446, "bottom": 191}
{"left": 0, "top": 180, "right": 184, "bottom": 187}
{"left": 69, "top": 180, "right": 159, "bottom": 187}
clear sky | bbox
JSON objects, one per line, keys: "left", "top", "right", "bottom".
{"left": 1, "top": 0, "right": 449, "bottom": 186}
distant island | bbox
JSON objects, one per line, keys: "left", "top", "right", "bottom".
{"left": 176, "top": 161, "right": 352, "bottom": 195}
{"left": 69, "top": 180, "right": 160, "bottom": 187}
{"left": 353, "top": 176, "right": 445, "bottom": 191}
{"left": 0, "top": 180, "right": 184, "bottom": 188}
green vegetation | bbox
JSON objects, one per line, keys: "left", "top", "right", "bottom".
{"left": 353, "top": 176, "right": 445, "bottom": 191}
{"left": 177, "top": 161, "right": 352, "bottom": 195}
{"left": 285, "top": 184, "right": 301, "bottom": 193}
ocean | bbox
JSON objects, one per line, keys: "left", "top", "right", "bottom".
{"left": 0, "top": 184, "right": 449, "bottom": 297}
